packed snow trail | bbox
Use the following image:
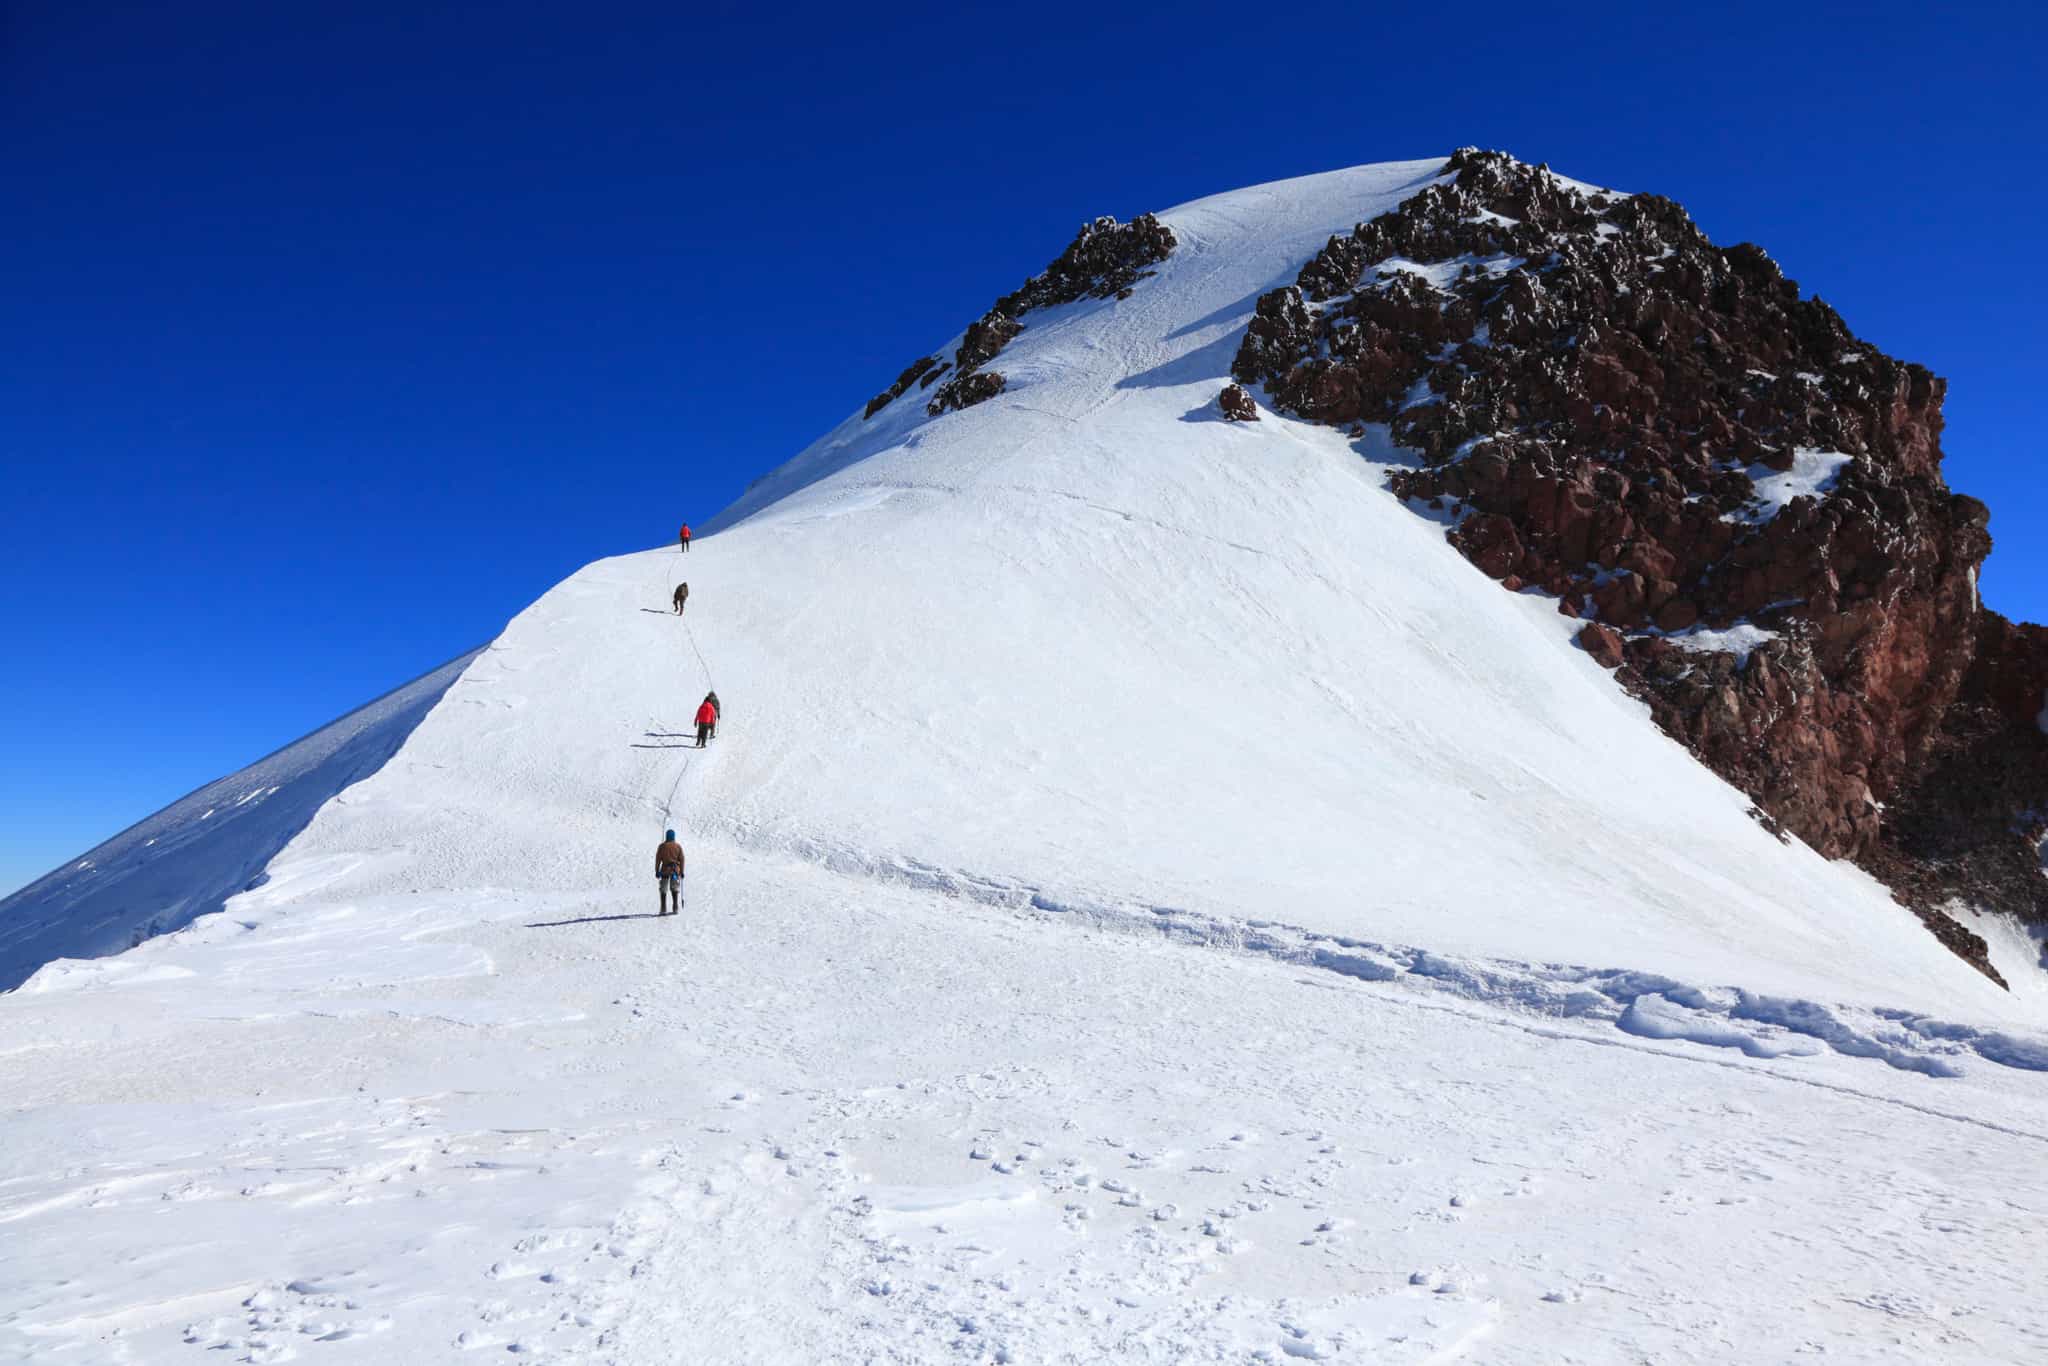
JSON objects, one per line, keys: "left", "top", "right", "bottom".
{"left": 8, "top": 156, "right": 2048, "bottom": 1362}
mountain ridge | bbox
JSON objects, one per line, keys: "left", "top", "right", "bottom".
{"left": 7, "top": 153, "right": 2048, "bottom": 1363}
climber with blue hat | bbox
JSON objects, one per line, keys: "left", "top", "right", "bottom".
{"left": 655, "top": 828, "right": 685, "bottom": 917}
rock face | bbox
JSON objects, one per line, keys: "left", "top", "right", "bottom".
{"left": 1219, "top": 383, "right": 1259, "bottom": 421}
{"left": 926, "top": 369, "right": 1007, "bottom": 416}
{"left": 1577, "top": 622, "right": 1624, "bottom": 670}
{"left": 1233, "top": 147, "right": 2048, "bottom": 979}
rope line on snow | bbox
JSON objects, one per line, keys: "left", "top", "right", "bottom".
{"left": 660, "top": 752, "right": 690, "bottom": 823}
{"left": 680, "top": 615, "right": 714, "bottom": 692}
{"left": 648, "top": 541, "right": 715, "bottom": 825}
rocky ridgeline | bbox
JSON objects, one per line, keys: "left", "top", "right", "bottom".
{"left": 1232, "top": 148, "right": 2048, "bottom": 980}
{"left": 866, "top": 213, "right": 1178, "bottom": 420}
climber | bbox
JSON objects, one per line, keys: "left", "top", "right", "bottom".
{"left": 705, "top": 690, "right": 721, "bottom": 739}
{"left": 672, "top": 582, "right": 689, "bottom": 615}
{"left": 655, "top": 829, "right": 685, "bottom": 916}
{"left": 694, "top": 696, "right": 717, "bottom": 748}
{"left": 679, "top": 523, "right": 692, "bottom": 553}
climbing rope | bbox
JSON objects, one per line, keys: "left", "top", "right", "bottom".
{"left": 646, "top": 542, "right": 715, "bottom": 824}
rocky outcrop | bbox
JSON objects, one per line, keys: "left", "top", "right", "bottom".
{"left": 990, "top": 212, "right": 1178, "bottom": 316}
{"left": 865, "top": 356, "right": 941, "bottom": 419}
{"left": 892, "top": 213, "right": 1178, "bottom": 418}
{"left": 956, "top": 309, "right": 1025, "bottom": 373}
{"left": 1219, "top": 383, "right": 1259, "bottom": 421}
{"left": 1233, "top": 147, "right": 2048, "bottom": 978}
{"left": 1869, "top": 617, "right": 2048, "bottom": 941}
{"left": 1577, "top": 622, "right": 1625, "bottom": 670}
{"left": 927, "top": 369, "right": 1007, "bottom": 416}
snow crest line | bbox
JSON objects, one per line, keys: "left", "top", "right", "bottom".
{"left": 772, "top": 838, "right": 2048, "bottom": 1090}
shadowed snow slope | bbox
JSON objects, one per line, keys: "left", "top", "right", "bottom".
{"left": 7, "top": 158, "right": 2048, "bottom": 1364}
{"left": 0, "top": 651, "right": 475, "bottom": 991}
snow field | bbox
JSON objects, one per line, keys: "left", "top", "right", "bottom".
{"left": 8, "top": 849, "right": 2048, "bottom": 1362}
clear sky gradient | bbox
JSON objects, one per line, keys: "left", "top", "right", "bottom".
{"left": 5, "top": 0, "right": 2043, "bottom": 895}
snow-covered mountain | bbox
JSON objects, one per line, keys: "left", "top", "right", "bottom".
{"left": 6, "top": 155, "right": 2048, "bottom": 1364}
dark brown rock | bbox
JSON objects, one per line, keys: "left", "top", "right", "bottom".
{"left": 1454, "top": 513, "right": 1522, "bottom": 580}
{"left": 1578, "top": 622, "right": 1626, "bottom": 669}
{"left": 864, "top": 356, "right": 941, "bottom": 419}
{"left": 1653, "top": 598, "right": 1700, "bottom": 633}
{"left": 990, "top": 213, "right": 1177, "bottom": 319}
{"left": 926, "top": 370, "right": 1006, "bottom": 416}
{"left": 956, "top": 310, "right": 1024, "bottom": 373}
{"left": 1219, "top": 384, "right": 1259, "bottom": 421}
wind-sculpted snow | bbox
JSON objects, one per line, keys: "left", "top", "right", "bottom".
{"left": 0, "top": 651, "right": 475, "bottom": 992}
{"left": 766, "top": 836, "right": 2048, "bottom": 1081}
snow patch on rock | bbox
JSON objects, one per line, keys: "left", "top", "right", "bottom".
{"left": 1655, "top": 622, "right": 1779, "bottom": 666}
{"left": 1725, "top": 449, "right": 1854, "bottom": 525}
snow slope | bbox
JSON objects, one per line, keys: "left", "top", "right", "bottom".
{"left": 6, "top": 157, "right": 2048, "bottom": 1363}
{"left": 0, "top": 651, "right": 475, "bottom": 991}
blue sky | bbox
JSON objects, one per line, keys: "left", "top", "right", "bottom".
{"left": 4, "top": 0, "right": 2043, "bottom": 895}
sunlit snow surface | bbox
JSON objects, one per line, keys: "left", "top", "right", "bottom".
{"left": 6, "top": 158, "right": 2048, "bottom": 1363}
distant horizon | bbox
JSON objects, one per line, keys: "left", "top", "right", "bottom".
{"left": 6, "top": 0, "right": 2044, "bottom": 896}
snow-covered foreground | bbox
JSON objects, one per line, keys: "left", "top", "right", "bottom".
{"left": 10, "top": 848, "right": 2048, "bottom": 1363}
{"left": 8, "top": 851, "right": 2048, "bottom": 1362}
{"left": 7, "top": 156, "right": 2048, "bottom": 1362}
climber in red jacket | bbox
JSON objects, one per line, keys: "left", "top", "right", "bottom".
{"left": 679, "top": 524, "right": 692, "bottom": 553}
{"left": 694, "top": 697, "right": 717, "bottom": 748}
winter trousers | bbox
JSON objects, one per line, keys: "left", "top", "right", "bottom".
{"left": 659, "top": 874, "right": 682, "bottom": 915}
{"left": 696, "top": 721, "right": 712, "bottom": 747}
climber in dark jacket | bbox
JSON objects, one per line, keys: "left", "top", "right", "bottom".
{"left": 704, "top": 690, "right": 721, "bottom": 738}
{"left": 672, "top": 582, "right": 689, "bottom": 614}
{"left": 655, "top": 830, "right": 685, "bottom": 916}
